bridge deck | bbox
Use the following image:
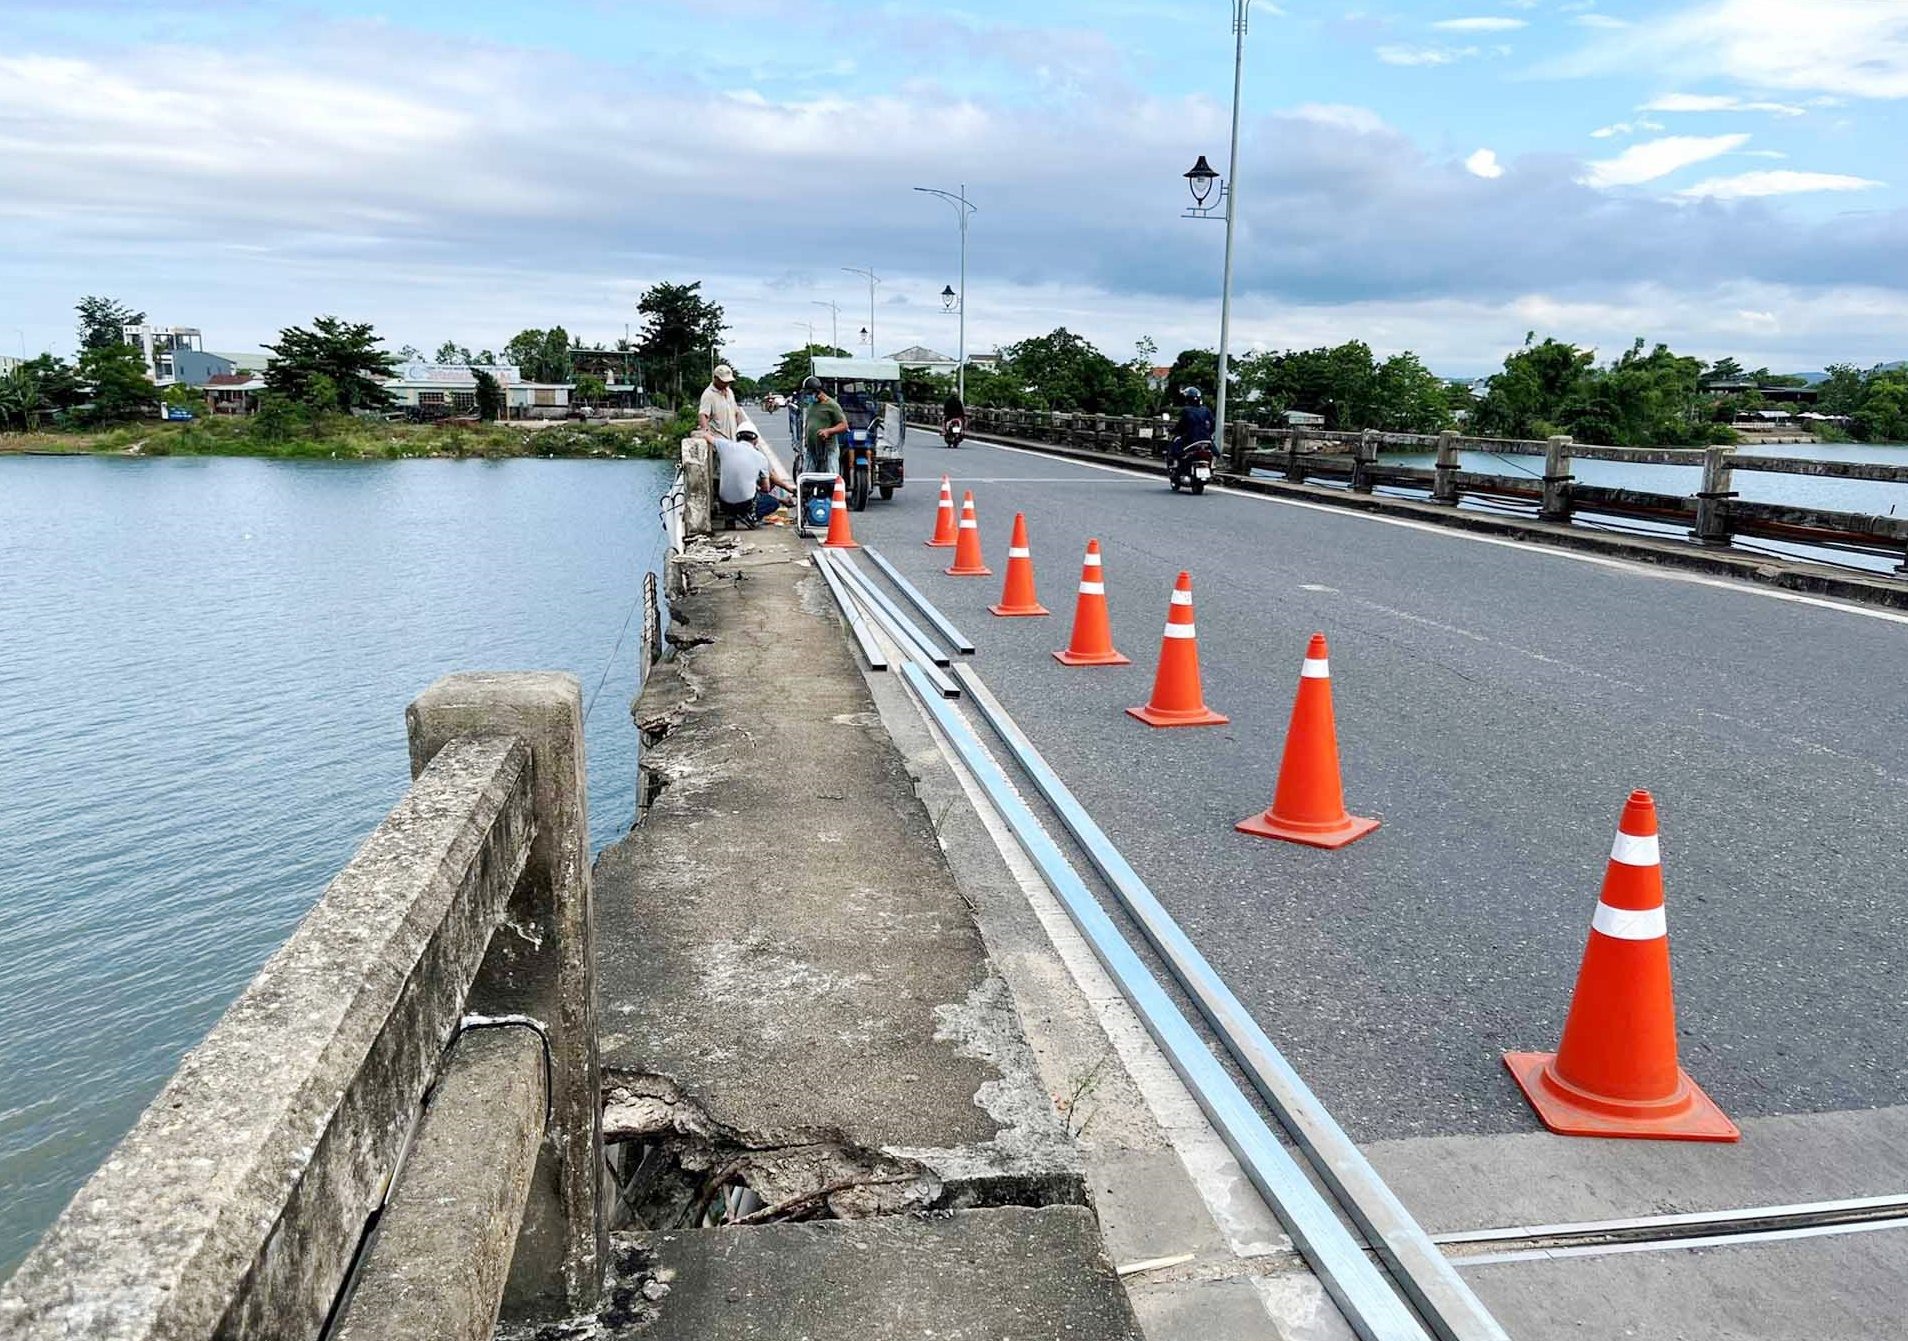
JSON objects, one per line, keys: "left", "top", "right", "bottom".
{"left": 771, "top": 420, "right": 1908, "bottom": 1337}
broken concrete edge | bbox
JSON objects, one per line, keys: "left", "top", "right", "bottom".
{"left": 603, "top": 531, "right": 1090, "bottom": 1227}
{"left": 407, "top": 672, "right": 604, "bottom": 1318}
{"left": 0, "top": 736, "right": 535, "bottom": 1341}
{"left": 915, "top": 424, "right": 1908, "bottom": 611}
{"left": 332, "top": 1027, "right": 546, "bottom": 1341}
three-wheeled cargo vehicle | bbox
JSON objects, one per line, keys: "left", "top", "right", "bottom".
{"left": 809, "top": 356, "right": 906, "bottom": 511}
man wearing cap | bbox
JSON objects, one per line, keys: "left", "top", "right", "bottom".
{"left": 698, "top": 364, "right": 744, "bottom": 441}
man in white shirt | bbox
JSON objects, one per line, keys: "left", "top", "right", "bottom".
{"left": 698, "top": 364, "right": 743, "bottom": 440}
{"left": 714, "top": 429, "right": 788, "bottom": 523}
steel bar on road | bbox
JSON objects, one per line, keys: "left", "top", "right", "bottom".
{"left": 901, "top": 662, "right": 1430, "bottom": 1341}
{"left": 811, "top": 551, "right": 887, "bottom": 671}
{"left": 953, "top": 664, "right": 1508, "bottom": 1341}
{"left": 861, "top": 547, "right": 976, "bottom": 653}
{"left": 829, "top": 552, "right": 953, "bottom": 667}
{"left": 823, "top": 553, "right": 959, "bottom": 697}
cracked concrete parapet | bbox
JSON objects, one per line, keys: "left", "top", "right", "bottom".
{"left": 408, "top": 672, "right": 604, "bottom": 1320}
{"left": 0, "top": 735, "right": 535, "bottom": 1341}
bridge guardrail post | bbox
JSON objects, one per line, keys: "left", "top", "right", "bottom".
{"left": 680, "top": 438, "right": 712, "bottom": 537}
{"left": 1352, "top": 429, "right": 1378, "bottom": 494}
{"left": 1693, "top": 445, "right": 1737, "bottom": 547}
{"left": 1228, "top": 419, "right": 1250, "bottom": 474}
{"left": 407, "top": 674, "right": 605, "bottom": 1317}
{"left": 1541, "top": 435, "right": 1575, "bottom": 523}
{"left": 1432, "top": 430, "right": 1461, "bottom": 505}
{"left": 1286, "top": 429, "right": 1308, "bottom": 484}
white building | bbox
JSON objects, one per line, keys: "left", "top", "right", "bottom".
{"left": 382, "top": 360, "right": 572, "bottom": 418}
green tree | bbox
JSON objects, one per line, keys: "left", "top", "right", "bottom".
{"left": 1816, "top": 364, "right": 1866, "bottom": 416}
{"left": 763, "top": 344, "right": 850, "bottom": 393}
{"left": 434, "top": 340, "right": 473, "bottom": 365}
{"left": 1371, "top": 351, "right": 1454, "bottom": 433}
{"left": 250, "top": 391, "right": 307, "bottom": 445}
{"left": 0, "top": 363, "right": 41, "bottom": 430}
{"left": 634, "top": 281, "right": 728, "bottom": 407}
{"left": 998, "top": 328, "right": 1147, "bottom": 413}
{"left": 1470, "top": 335, "right": 1596, "bottom": 439}
{"left": 1235, "top": 341, "right": 1383, "bottom": 428}
{"left": 502, "top": 327, "right": 574, "bottom": 384}
{"left": 78, "top": 341, "right": 156, "bottom": 424}
{"left": 264, "top": 316, "right": 395, "bottom": 411}
{"left": 1851, "top": 368, "right": 1908, "bottom": 442}
{"left": 472, "top": 368, "right": 504, "bottom": 422}
{"left": 1162, "top": 349, "right": 1218, "bottom": 409}
{"left": 76, "top": 296, "right": 146, "bottom": 352}
{"left": 1701, "top": 357, "right": 1745, "bottom": 387}
{"left": 573, "top": 373, "right": 607, "bottom": 405}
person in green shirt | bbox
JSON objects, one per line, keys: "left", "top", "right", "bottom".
{"left": 799, "top": 374, "right": 850, "bottom": 477}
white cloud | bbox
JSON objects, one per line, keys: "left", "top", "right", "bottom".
{"left": 1581, "top": 133, "right": 1752, "bottom": 187}
{"left": 1572, "top": 14, "right": 1628, "bottom": 28}
{"left": 1465, "top": 148, "right": 1505, "bottom": 178}
{"left": 1432, "top": 17, "right": 1526, "bottom": 31}
{"left": 1643, "top": 92, "right": 1806, "bottom": 116}
{"left": 1290, "top": 103, "right": 1389, "bottom": 134}
{"left": 1678, "top": 170, "right": 1885, "bottom": 200}
{"left": 1590, "top": 119, "right": 1666, "bottom": 138}
{"left": 1550, "top": 0, "right": 1908, "bottom": 100}
{"left": 1376, "top": 44, "right": 1480, "bottom": 66}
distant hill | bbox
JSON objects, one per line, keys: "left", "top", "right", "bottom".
{"left": 1784, "top": 361, "right": 1905, "bottom": 385}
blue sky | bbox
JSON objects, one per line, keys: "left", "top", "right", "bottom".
{"left": 3, "top": 0, "right": 1904, "bottom": 376}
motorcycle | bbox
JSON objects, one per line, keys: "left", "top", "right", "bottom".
{"left": 942, "top": 417, "right": 965, "bottom": 448}
{"left": 1167, "top": 438, "right": 1215, "bottom": 495}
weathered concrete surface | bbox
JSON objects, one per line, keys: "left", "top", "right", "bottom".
{"left": 409, "top": 673, "right": 604, "bottom": 1318}
{"left": 603, "top": 1208, "right": 1144, "bottom": 1340}
{"left": 334, "top": 1027, "right": 545, "bottom": 1341}
{"left": 0, "top": 736, "right": 533, "bottom": 1341}
{"left": 1462, "top": 1228, "right": 1908, "bottom": 1340}
{"left": 599, "top": 526, "right": 1079, "bottom": 1207}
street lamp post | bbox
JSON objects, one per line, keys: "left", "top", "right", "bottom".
{"left": 1183, "top": 1, "right": 1251, "bottom": 453}
{"left": 913, "top": 184, "right": 976, "bottom": 402}
{"left": 843, "top": 267, "right": 879, "bottom": 356}
{"left": 794, "top": 321, "right": 816, "bottom": 373}
{"left": 811, "top": 301, "right": 840, "bottom": 353}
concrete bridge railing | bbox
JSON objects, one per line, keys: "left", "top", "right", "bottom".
{"left": 0, "top": 674, "right": 603, "bottom": 1341}
{"left": 945, "top": 407, "right": 1908, "bottom": 572}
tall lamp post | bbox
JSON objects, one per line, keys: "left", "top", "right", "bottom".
{"left": 843, "top": 267, "right": 880, "bottom": 356}
{"left": 811, "top": 301, "right": 840, "bottom": 353}
{"left": 794, "top": 320, "right": 816, "bottom": 374}
{"left": 913, "top": 184, "right": 976, "bottom": 402}
{"left": 1182, "top": 0, "right": 1251, "bottom": 453}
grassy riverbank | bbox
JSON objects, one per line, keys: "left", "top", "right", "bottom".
{"left": 1, "top": 413, "right": 691, "bottom": 461}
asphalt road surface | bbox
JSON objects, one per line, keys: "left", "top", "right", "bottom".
{"left": 770, "top": 421, "right": 1908, "bottom": 1149}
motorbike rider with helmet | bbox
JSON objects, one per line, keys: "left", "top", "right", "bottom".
{"left": 1167, "top": 386, "right": 1215, "bottom": 473}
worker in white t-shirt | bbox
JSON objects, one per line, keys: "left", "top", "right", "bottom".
{"left": 698, "top": 364, "right": 743, "bottom": 440}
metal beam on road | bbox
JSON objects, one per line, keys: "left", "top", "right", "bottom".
{"left": 900, "top": 661, "right": 1433, "bottom": 1341}
{"left": 953, "top": 664, "right": 1510, "bottom": 1341}
{"left": 862, "top": 548, "right": 975, "bottom": 654}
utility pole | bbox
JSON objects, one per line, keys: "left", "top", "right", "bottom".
{"left": 843, "top": 267, "right": 880, "bottom": 356}
{"left": 913, "top": 185, "right": 976, "bottom": 402}
{"left": 1216, "top": 1, "right": 1249, "bottom": 452}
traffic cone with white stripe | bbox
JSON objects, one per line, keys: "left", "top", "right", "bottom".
{"left": 1126, "top": 572, "right": 1227, "bottom": 727}
{"left": 1503, "top": 790, "right": 1739, "bottom": 1142}
{"left": 989, "top": 513, "right": 1049, "bottom": 616}
{"left": 1236, "top": 633, "right": 1379, "bottom": 849}
{"left": 926, "top": 475, "right": 958, "bottom": 547}
{"left": 821, "top": 476, "right": 859, "bottom": 549}
{"left": 1054, "top": 540, "right": 1130, "bottom": 666}
{"left": 945, "top": 491, "right": 991, "bottom": 576}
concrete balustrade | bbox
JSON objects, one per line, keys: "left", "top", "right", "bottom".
{"left": 0, "top": 672, "right": 603, "bottom": 1341}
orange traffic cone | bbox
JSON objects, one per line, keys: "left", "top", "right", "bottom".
{"left": 1504, "top": 791, "right": 1739, "bottom": 1142}
{"left": 926, "top": 475, "right": 958, "bottom": 547}
{"left": 945, "top": 491, "right": 991, "bottom": 576}
{"left": 1236, "top": 634, "right": 1379, "bottom": 849}
{"left": 821, "top": 477, "right": 858, "bottom": 549}
{"left": 1127, "top": 573, "right": 1227, "bottom": 727}
{"left": 1054, "top": 540, "right": 1130, "bottom": 666}
{"left": 989, "top": 513, "right": 1049, "bottom": 617}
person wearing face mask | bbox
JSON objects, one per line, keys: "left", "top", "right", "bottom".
{"left": 799, "top": 374, "right": 850, "bottom": 478}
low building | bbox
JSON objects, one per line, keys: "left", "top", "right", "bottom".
{"left": 1282, "top": 409, "right": 1326, "bottom": 428}
{"left": 888, "top": 345, "right": 958, "bottom": 377}
{"left": 203, "top": 373, "right": 265, "bottom": 415}
{"left": 0, "top": 353, "right": 23, "bottom": 377}
{"left": 123, "top": 324, "right": 208, "bottom": 384}
{"left": 383, "top": 360, "right": 572, "bottom": 418}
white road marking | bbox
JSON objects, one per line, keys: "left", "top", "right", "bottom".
{"left": 971, "top": 439, "right": 1908, "bottom": 627}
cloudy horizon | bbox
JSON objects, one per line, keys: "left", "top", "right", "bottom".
{"left": 3, "top": 0, "right": 1904, "bottom": 379}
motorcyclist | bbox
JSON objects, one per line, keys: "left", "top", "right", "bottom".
{"left": 942, "top": 389, "right": 966, "bottom": 444}
{"left": 1168, "top": 386, "right": 1215, "bottom": 471}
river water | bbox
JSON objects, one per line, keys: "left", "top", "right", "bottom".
{"left": 0, "top": 456, "right": 675, "bottom": 1275}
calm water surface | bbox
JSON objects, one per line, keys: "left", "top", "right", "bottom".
{"left": 0, "top": 456, "right": 673, "bottom": 1274}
